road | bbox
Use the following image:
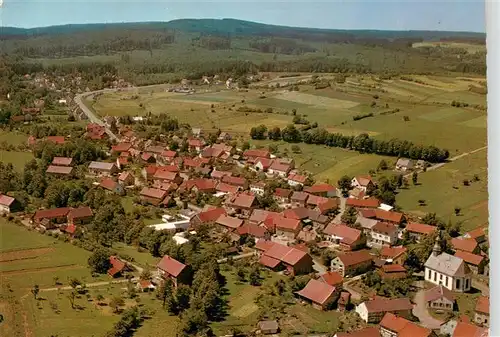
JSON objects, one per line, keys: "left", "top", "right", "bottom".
{"left": 332, "top": 196, "right": 347, "bottom": 224}
{"left": 39, "top": 278, "right": 137, "bottom": 292}
{"left": 412, "top": 288, "right": 443, "bottom": 329}
{"left": 74, "top": 91, "right": 120, "bottom": 141}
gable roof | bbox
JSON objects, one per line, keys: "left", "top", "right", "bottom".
{"left": 282, "top": 207, "right": 310, "bottom": 220}
{"left": 288, "top": 173, "right": 307, "bottom": 183}
{"left": 197, "top": 207, "right": 227, "bottom": 223}
{"left": 264, "top": 242, "right": 309, "bottom": 266}
{"left": 452, "top": 321, "right": 488, "bottom": 337}
{"left": 33, "top": 207, "right": 71, "bottom": 220}
{"left": 363, "top": 297, "right": 413, "bottom": 313}
{"left": 275, "top": 188, "right": 292, "bottom": 198}
{"left": 406, "top": 223, "right": 437, "bottom": 235}
{"left": 454, "top": 250, "right": 485, "bottom": 266}
{"left": 306, "top": 194, "right": 329, "bottom": 206}
{"left": 380, "top": 246, "right": 407, "bottom": 260}
{"left": 335, "top": 327, "right": 381, "bottom": 337}
{"left": 424, "top": 285, "right": 455, "bottom": 303}
{"left": 255, "top": 157, "right": 274, "bottom": 170}
{"left": 0, "top": 194, "right": 15, "bottom": 207}
{"left": 100, "top": 177, "right": 120, "bottom": 191}
{"left": 272, "top": 216, "right": 301, "bottom": 232}
{"left": 269, "top": 160, "right": 291, "bottom": 173}
{"left": 89, "top": 161, "right": 116, "bottom": 171}
{"left": 118, "top": 171, "right": 133, "bottom": 182}
{"left": 111, "top": 142, "right": 132, "bottom": 153}
{"left": 323, "top": 224, "right": 361, "bottom": 245}
{"left": 140, "top": 187, "right": 167, "bottom": 200}
{"left": 228, "top": 193, "right": 256, "bottom": 209}
{"left": 222, "top": 175, "right": 247, "bottom": 186}
{"left": 425, "top": 252, "right": 471, "bottom": 277}
{"left": 157, "top": 255, "right": 186, "bottom": 277}
{"left": 475, "top": 296, "right": 489, "bottom": 315}
{"left": 216, "top": 215, "right": 244, "bottom": 229}
{"left": 291, "top": 191, "right": 309, "bottom": 202}
{"left": 346, "top": 198, "right": 380, "bottom": 208}
{"left": 380, "top": 313, "right": 432, "bottom": 337}
{"left": 318, "top": 271, "right": 343, "bottom": 287}
{"left": 464, "top": 227, "right": 486, "bottom": 240}
{"left": 249, "top": 209, "right": 280, "bottom": 224}
{"left": 236, "top": 223, "right": 268, "bottom": 238}
{"left": 216, "top": 182, "right": 239, "bottom": 194}
{"left": 451, "top": 237, "right": 478, "bottom": 253}
{"left": 51, "top": 157, "right": 73, "bottom": 166}
{"left": 337, "top": 250, "right": 372, "bottom": 267}
{"left": 243, "top": 149, "right": 270, "bottom": 159}
{"left": 296, "top": 278, "right": 336, "bottom": 305}
{"left": 46, "top": 165, "right": 73, "bottom": 175}
{"left": 374, "top": 209, "right": 404, "bottom": 223}
{"left": 305, "top": 183, "right": 336, "bottom": 194}
{"left": 108, "top": 256, "right": 127, "bottom": 277}
{"left": 372, "top": 222, "right": 398, "bottom": 235}
{"left": 153, "top": 170, "right": 179, "bottom": 181}
{"left": 354, "top": 175, "right": 374, "bottom": 187}
{"left": 67, "top": 206, "right": 93, "bottom": 220}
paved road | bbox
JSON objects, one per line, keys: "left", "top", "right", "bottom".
{"left": 412, "top": 288, "right": 443, "bottom": 329}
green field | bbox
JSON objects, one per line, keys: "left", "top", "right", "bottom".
{"left": 0, "top": 131, "right": 29, "bottom": 146}
{"left": 397, "top": 150, "right": 488, "bottom": 231}
{"left": 0, "top": 150, "right": 34, "bottom": 171}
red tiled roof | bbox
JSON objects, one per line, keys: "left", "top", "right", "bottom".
{"left": 201, "top": 147, "right": 224, "bottom": 158}
{"left": 354, "top": 175, "right": 374, "bottom": 187}
{"left": 145, "top": 145, "right": 165, "bottom": 154}
{"left": 454, "top": 250, "right": 485, "bottom": 266}
{"left": 451, "top": 237, "right": 478, "bottom": 253}
{"left": 0, "top": 194, "right": 15, "bottom": 207}
{"left": 360, "top": 209, "right": 376, "bottom": 218}
{"left": 161, "top": 150, "right": 177, "bottom": 158}
{"left": 336, "top": 327, "right": 380, "bottom": 337}
{"left": 99, "top": 177, "right": 119, "bottom": 191}
{"left": 153, "top": 170, "right": 178, "bottom": 181}
{"left": 317, "top": 198, "right": 339, "bottom": 213}
{"left": 305, "top": 183, "right": 336, "bottom": 194}
{"left": 291, "top": 191, "right": 309, "bottom": 202}
{"left": 46, "top": 136, "right": 65, "bottom": 144}
{"left": 216, "top": 215, "right": 243, "bottom": 229}
{"left": 67, "top": 206, "right": 93, "bottom": 221}
{"left": 63, "top": 223, "right": 77, "bottom": 234}
{"left": 424, "top": 285, "right": 455, "bottom": 303}
{"left": 216, "top": 182, "right": 239, "bottom": 194}
{"left": 324, "top": 224, "right": 361, "bottom": 245}
{"left": 197, "top": 207, "right": 227, "bottom": 223}
{"left": 372, "top": 222, "right": 398, "bottom": 235}
{"left": 380, "top": 313, "right": 410, "bottom": 333}
{"left": 306, "top": 194, "right": 329, "bottom": 206}
{"left": 118, "top": 171, "right": 132, "bottom": 182}
{"left": 211, "top": 170, "right": 232, "bottom": 179}
{"left": 283, "top": 207, "right": 310, "bottom": 220}
{"left": 51, "top": 157, "right": 73, "bottom": 166}
{"left": 296, "top": 279, "right": 336, "bottom": 305}
{"left": 249, "top": 209, "right": 280, "bottom": 224}
{"left": 264, "top": 243, "right": 308, "bottom": 266}
{"left": 465, "top": 227, "right": 486, "bottom": 240}
{"left": 288, "top": 173, "right": 307, "bottom": 183}
{"left": 222, "top": 175, "right": 247, "bottom": 186}
{"left": 229, "top": 193, "right": 256, "bottom": 209}
{"left": 452, "top": 321, "right": 488, "bottom": 337}
{"left": 255, "top": 157, "right": 273, "bottom": 170}
{"left": 33, "top": 207, "right": 71, "bottom": 220}
{"left": 475, "top": 296, "right": 489, "bottom": 315}
{"left": 243, "top": 149, "right": 270, "bottom": 159}
{"left": 406, "top": 223, "right": 437, "bottom": 235}
{"left": 46, "top": 165, "right": 73, "bottom": 175}
{"left": 157, "top": 255, "right": 186, "bottom": 277}
{"left": 193, "top": 178, "right": 217, "bottom": 191}
{"left": 255, "top": 239, "right": 275, "bottom": 252}
{"left": 269, "top": 161, "right": 291, "bottom": 173}
{"left": 380, "top": 246, "right": 407, "bottom": 260}
{"left": 346, "top": 198, "right": 380, "bottom": 209}
{"left": 318, "top": 271, "right": 343, "bottom": 287}
{"left": 188, "top": 138, "right": 204, "bottom": 147}
{"left": 140, "top": 187, "right": 167, "bottom": 200}
{"left": 374, "top": 209, "right": 404, "bottom": 223}
{"left": 274, "top": 188, "right": 292, "bottom": 198}
{"left": 236, "top": 223, "right": 268, "bottom": 238}
{"left": 259, "top": 254, "right": 281, "bottom": 268}
{"left": 108, "top": 256, "right": 126, "bottom": 277}
{"left": 273, "top": 216, "right": 301, "bottom": 232}
{"left": 337, "top": 250, "right": 372, "bottom": 267}
{"left": 363, "top": 297, "right": 413, "bottom": 313}
{"left": 111, "top": 142, "right": 132, "bottom": 153}
{"left": 141, "top": 152, "right": 154, "bottom": 161}
{"left": 382, "top": 264, "right": 406, "bottom": 273}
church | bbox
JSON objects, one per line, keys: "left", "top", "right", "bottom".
{"left": 424, "top": 236, "right": 472, "bottom": 292}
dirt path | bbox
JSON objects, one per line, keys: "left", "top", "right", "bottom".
{"left": 412, "top": 288, "right": 443, "bottom": 329}
{"left": 40, "top": 278, "right": 137, "bottom": 292}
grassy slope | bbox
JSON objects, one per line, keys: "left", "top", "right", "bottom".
{"left": 0, "top": 150, "right": 34, "bottom": 171}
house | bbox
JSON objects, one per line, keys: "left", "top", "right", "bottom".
{"left": 254, "top": 157, "right": 273, "bottom": 172}
{"left": 258, "top": 241, "right": 314, "bottom": 275}
{"left": 188, "top": 138, "right": 205, "bottom": 152}
{"left": 233, "top": 222, "right": 270, "bottom": 240}
{"left": 0, "top": 195, "right": 19, "bottom": 214}
{"left": 257, "top": 320, "right": 279, "bottom": 335}
{"left": 51, "top": 157, "right": 73, "bottom": 166}
{"left": 221, "top": 175, "right": 248, "bottom": 189}
{"left": 111, "top": 142, "right": 132, "bottom": 154}
{"left": 474, "top": 296, "right": 489, "bottom": 327}
{"left": 99, "top": 177, "right": 125, "bottom": 195}
{"left": 268, "top": 160, "right": 292, "bottom": 177}
{"left": 424, "top": 285, "right": 455, "bottom": 312}
{"left": 46, "top": 165, "right": 73, "bottom": 176}
{"left": 139, "top": 187, "right": 168, "bottom": 206}
{"left": 249, "top": 209, "right": 280, "bottom": 227}
{"left": 67, "top": 206, "right": 93, "bottom": 225}
{"left": 305, "top": 183, "right": 337, "bottom": 197}
{"left": 141, "top": 152, "right": 156, "bottom": 163}
{"left": 291, "top": 191, "right": 309, "bottom": 207}
{"left": 424, "top": 237, "right": 472, "bottom": 292}
{"left": 379, "top": 313, "right": 434, "bottom": 337}
{"left": 346, "top": 198, "right": 381, "bottom": 209}
{"left": 334, "top": 327, "right": 380, "bottom": 337}
{"left": 108, "top": 256, "right": 129, "bottom": 278}
{"left": 351, "top": 175, "right": 375, "bottom": 192}
{"left": 337, "top": 291, "right": 352, "bottom": 312}
{"left": 355, "top": 297, "right": 413, "bottom": 323}
{"left": 316, "top": 198, "right": 339, "bottom": 215}
{"left": 190, "top": 207, "right": 227, "bottom": 227}
{"left": 272, "top": 216, "right": 302, "bottom": 239}
{"left": 157, "top": 255, "right": 192, "bottom": 288}
{"left": 184, "top": 179, "right": 217, "bottom": 194}
{"left": 379, "top": 264, "right": 407, "bottom": 280}
{"left": 323, "top": 224, "right": 365, "bottom": 251}
{"left": 317, "top": 271, "right": 343, "bottom": 288}
{"left": 136, "top": 280, "right": 156, "bottom": 293}
{"left": 118, "top": 172, "right": 135, "bottom": 186}
{"left": 380, "top": 246, "right": 407, "bottom": 265}
{"left": 250, "top": 182, "right": 266, "bottom": 196}
{"left": 331, "top": 250, "right": 373, "bottom": 277}
{"left": 463, "top": 227, "right": 487, "bottom": 244}
{"left": 153, "top": 169, "right": 183, "bottom": 185}
{"left": 32, "top": 207, "right": 72, "bottom": 227}
{"left": 395, "top": 158, "right": 414, "bottom": 172}
{"left": 215, "top": 214, "right": 244, "bottom": 230}
{"left": 296, "top": 278, "right": 338, "bottom": 310}
{"left": 454, "top": 250, "right": 487, "bottom": 275}
{"left": 274, "top": 188, "right": 293, "bottom": 203}
{"left": 218, "top": 132, "right": 232, "bottom": 142}
{"left": 226, "top": 193, "right": 257, "bottom": 215}
{"left": 243, "top": 149, "right": 270, "bottom": 161}
{"left": 217, "top": 182, "right": 240, "bottom": 195}
{"left": 88, "top": 161, "right": 118, "bottom": 177}
{"left": 368, "top": 222, "right": 398, "bottom": 248}
{"left": 405, "top": 223, "right": 437, "bottom": 242}
{"left": 450, "top": 237, "right": 480, "bottom": 254}
{"left": 415, "top": 159, "right": 427, "bottom": 170}
{"left": 372, "top": 210, "right": 405, "bottom": 224}
{"left": 306, "top": 195, "right": 328, "bottom": 209}
{"left": 211, "top": 170, "right": 232, "bottom": 180}
{"left": 452, "top": 321, "right": 488, "bottom": 337}
{"left": 160, "top": 150, "right": 177, "bottom": 163}
{"left": 287, "top": 173, "right": 308, "bottom": 187}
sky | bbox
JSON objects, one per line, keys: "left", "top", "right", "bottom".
{"left": 0, "top": 0, "right": 486, "bottom": 32}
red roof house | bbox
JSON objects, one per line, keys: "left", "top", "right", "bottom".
{"left": 296, "top": 278, "right": 338, "bottom": 310}
{"left": 157, "top": 255, "right": 192, "bottom": 287}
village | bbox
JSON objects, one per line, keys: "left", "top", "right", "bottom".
{"left": 0, "top": 110, "right": 490, "bottom": 337}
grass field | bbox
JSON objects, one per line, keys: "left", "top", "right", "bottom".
{"left": 0, "top": 150, "right": 34, "bottom": 171}
{"left": 0, "top": 131, "right": 29, "bottom": 146}
{"left": 397, "top": 150, "right": 488, "bottom": 231}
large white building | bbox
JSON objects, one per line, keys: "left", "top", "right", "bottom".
{"left": 424, "top": 236, "right": 472, "bottom": 292}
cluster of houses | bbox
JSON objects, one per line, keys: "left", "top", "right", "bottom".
{"left": 1, "top": 123, "right": 490, "bottom": 337}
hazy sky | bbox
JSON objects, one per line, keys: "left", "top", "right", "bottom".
{"left": 0, "top": 0, "right": 486, "bottom": 32}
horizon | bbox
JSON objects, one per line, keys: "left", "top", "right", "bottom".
{"left": 0, "top": 1, "right": 486, "bottom": 33}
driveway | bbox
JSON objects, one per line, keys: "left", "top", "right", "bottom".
{"left": 412, "top": 288, "right": 443, "bottom": 329}
{"left": 331, "top": 196, "right": 347, "bottom": 224}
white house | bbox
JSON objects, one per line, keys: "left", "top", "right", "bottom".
{"left": 424, "top": 237, "right": 472, "bottom": 292}
{"left": 287, "top": 173, "right": 307, "bottom": 187}
{"left": 367, "top": 222, "right": 399, "bottom": 248}
{"left": 268, "top": 161, "right": 291, "bottom": 178}
{"left": 250, "top": 182, "right": 266, "bottom": 196}
{"left": 395, "top": 158, "right": 414, "bottom": 172}
{"left": 351, "top": 175, "right": 375, "bottom": 192}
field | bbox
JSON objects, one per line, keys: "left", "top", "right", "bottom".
{"left": 0, "top": 219, "right": 109, "bottom": 337}
{"left": 397, "top": 150, "right": 488, "bottom": 231}
{"left": 0, "top": 131, "right": 29, "bottom": 146}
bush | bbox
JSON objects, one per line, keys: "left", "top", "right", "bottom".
{"left": 353, "top": 112, "right": 374, "bottom": 121}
